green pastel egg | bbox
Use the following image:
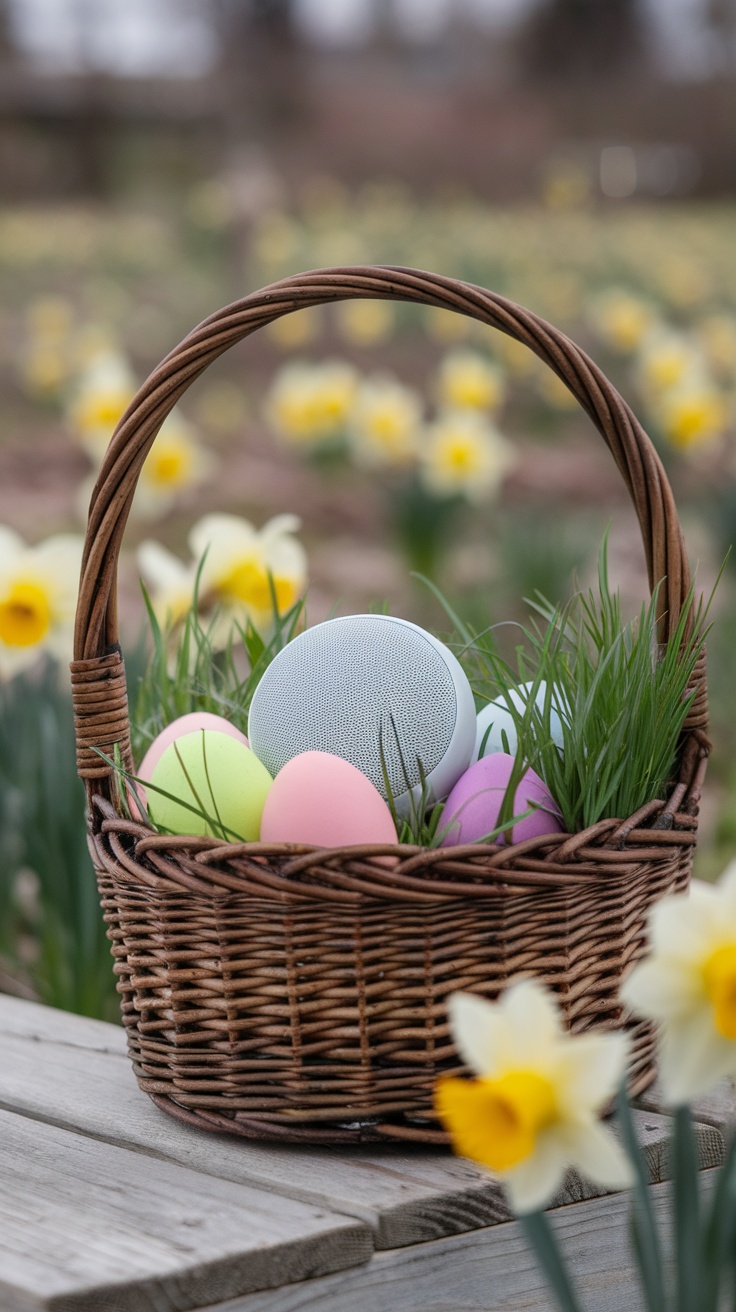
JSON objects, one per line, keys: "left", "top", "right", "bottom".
{"left": 149, "top": 730, "right": 272, "bottom": 841}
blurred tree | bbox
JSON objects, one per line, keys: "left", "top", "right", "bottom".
{"left": 707, "top": 0, "right": 736, "bottom": 63}
{"left": 520, "top": 0, "right": 647, "bottom": 81}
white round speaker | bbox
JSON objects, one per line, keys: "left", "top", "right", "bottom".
{"left": 248, "top": 614, "right": 477, "bottom": 815}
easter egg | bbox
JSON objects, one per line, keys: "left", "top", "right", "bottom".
{"left": 475, "top": 681, "right": 564, "bottom": 761}
{"left": 148, "top": 730, "right": 271, "bottom": 841}
{"left": 131, "top": 712, "right": 249, "bottom": 817}
{"left": 440, "top": 752, "right": 564, "bottom": 847}
{"left": 259, "top": 751, "right": 399, "bottom": 848}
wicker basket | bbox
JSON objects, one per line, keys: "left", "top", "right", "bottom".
{"left": 72, "top": 266, "right": 710, "bottom": 1145}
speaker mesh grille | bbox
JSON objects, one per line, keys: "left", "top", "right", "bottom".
{"left": 249, "top": 616, "right": 458, "bottom": 799}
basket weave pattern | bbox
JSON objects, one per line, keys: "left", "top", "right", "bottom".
{"left": 72, "top": 267, "right": 709, "bottom": 1144}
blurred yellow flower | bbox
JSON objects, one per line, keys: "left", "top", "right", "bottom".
{"left": 134, "top": 412, "right": 214, "bottom": 519}
{"left": 636, "top": 328, "right": 704, "bottom": 396}
{"left": 347, "top": 374, "right": 423, "bottom": 468}
{"left": 266, "top": 307, "right": 321, "bottom": 350}
{"left": 67, "top": 351, "right": 136, "bottom": 461}
{"left": 265, "top": 359, "right": 358, "bottom": 448}
{"left": 425, "top": 306, "right": 472, "bottom": 343}
{"left": 697, "top": 313, "right": 736, "bottom": 382}
{"left": 437, "top": 349, "right": 506, "bottom": 413}
{"left": 335, "top": 298, "right": 394, "bottom": 345}
{"left": 436, "top": 981, "right": 631, "bottom": 1214}
{"left": 621, "top": 862, "right": 736, "bottom": 1104}
{"left": 590, "top": 288, "right": 657, "bottom": 354}
{"left": 421, "top": 410, "right": 515, "bottom": 502}
{"left": 654, "top": 382, "right": 728, "bottom": 450}
{"left": 0, "top": 527, "right": 83, "bottom": 676}
{"left": 493, "top": 333, "right": 536, "bottom": 379}
{"left": 139, "top": 513, "right": 307, "bottom": 642}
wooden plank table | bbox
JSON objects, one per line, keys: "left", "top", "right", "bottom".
{"left": 0, "top": 993, "right": 731, "bottom": 1312}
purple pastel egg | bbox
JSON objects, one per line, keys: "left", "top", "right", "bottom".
{"left": 440, "top": 752, "right": 564, "bottom": 847}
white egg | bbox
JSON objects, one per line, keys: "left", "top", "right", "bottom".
{"left": 475, "top": 680, "right": 565, "bottom": 760}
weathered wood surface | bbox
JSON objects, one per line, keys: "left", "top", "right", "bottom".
{"left": 637, "top": 1076, "right": 736, "bottom": 1136}
{"left": 0, "top": 1107, "right": 371, "bottom": 1312}
{"left": 192, "top": 1172, "right": 718, "bottom": 1312}
{"left": 0, "top": 996, "right": 724, "bottom": 1253}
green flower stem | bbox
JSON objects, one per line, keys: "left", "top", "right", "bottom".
{"left": 673, "top": 1105, "right": 700, "bottom": 1312}
{"left": 616, "top": 1086, "right": 667, "bottom": 1312}
{"left": 701, "top": 1131, "right": 736, "bottom": 1312}
{"left": 519, "top": 1211, "right": 585, "bottom": 1312}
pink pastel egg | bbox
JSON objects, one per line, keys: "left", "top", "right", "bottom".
{"left": 131, "top": 712, "right": 249, "bottom": 817}
{"left": 259, "top": 751, "right": 399, "bottom": 848}
{"left": 440, "top": 752, "right": 564, "bottom": 848}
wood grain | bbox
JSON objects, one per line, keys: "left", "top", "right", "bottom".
{"left": 192, "top": 1171, "right": 718, "bottom": 1312}
{"left": 0, "top": 996, "right": 724, "bottom": 1252}
{"left": 0, "top": 1107, "right": 371, "bottom": 1312}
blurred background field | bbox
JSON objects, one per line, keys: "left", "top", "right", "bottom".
{"left": 3, "top": 0, "right": 736, "bottom": 1019}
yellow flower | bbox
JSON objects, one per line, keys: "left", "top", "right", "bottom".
{"left": 697, "top": 313, "right": 736, "bottom": 382}
{"left": 436, "top": 980, "right": 632, "bottom": 1214}
{"left": 347, "top": 375, "right": 423, "bottom": 468}
{"left": 636, "top": 328, "right": 704, "bottom": 396}
{"left": 140, "top": 513, "right": 308, "bottom": 643}
{"left": 437, "top": 349, "right": 506, "bottom": 413}
{"left": 621, "top": 862, "right": 736, "bottom": 1104}
{"left": 265, "top": 360, "right": 358, "bottom": 448}
{"left": 335, "top": 298, "right": 394, "bottom": 345}
{"left": 0, "top": 527, "right": 83, "bottom": 676}
{"left": 266, "top": 308, "right": 321, "bottom": 350}
{"left": 589, "top": 289, "right": 657, "bottom": 354}
{"left": 425, "top": 306, "right": 472, "bottom": 343}
{"left": 133, "top": 412, "right": 214, "bottom": 519}
{"left": 420, "top": 411, "right": 515, "bottom": 503}
{"left": 654, "top": 382, "right": 728, "bottom": 450}
{"left": 67, "top": 351, "right": 136, "bottom": 461}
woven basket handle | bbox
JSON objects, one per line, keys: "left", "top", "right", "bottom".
{"left": 72, "top": 266, "right": 707, "bottom": 781}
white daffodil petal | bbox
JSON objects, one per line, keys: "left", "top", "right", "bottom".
{"left": 621, "top": 956, "right": 704, "bottom": 1021}
{"left": 505, "top": 1132, "right": 568, "bottom": 1215}
{"left": 0, "top": 526, "right": 24, "bottom": 562}
{"left": 137, "top": 540, "right": 190, "bottom": 593}
{"left": 559, "top": 1120, "right": 633, "bottom": 1192}
{"left": 501, "top": 979, "right": 562, "bottom": 1066}
{"left": 555, "top": 1032, "right": 629, "bottom": 1115}
{"left": 189, "top": 512, "right": 256, "bottom": 561}
{"left": 658, "top": 1013, "right": 736, "bottom": 1106}
{"left": 259, "top": 513, "right": 302, "bottom": 543}
{"left": 649, "top": 883, "right": 722, "bottom": 959}
{"left": 447, "top": 992, "right": 508, "bottom": 1076}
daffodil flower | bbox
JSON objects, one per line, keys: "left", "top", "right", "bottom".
{"left": 435, "top": 979, "right": 632, "bottom": 1214}
{"left": 653, "top": 381, "right": 728, "bottom": 450}
{"left": 420, "top": 410, "right": 515, "bottom": 503}
{"left": 133, "top": 412, "right": 214, "bottom": 519}
{"left": 0, "top": 527, "right": 83, "bottom": 676}
{"left": 437, "top": 349, "right": 506, "bottom": 413}
{"left": 621, "top": 862, "right": 736, "bottom": 1105}
{"left": 67, "top": 350, "right": 136, "bottom": 462}
{"left": 347, "top": 374, "right": 423, "bottom": 468}
{"left": 138, "top": 513, "right": 307, "bottom": 642}
{"left": 589, "top": 288, "right": 657, "bottom": 354}
{"left": 265, "top": 360, "right": 358, "bottom": 448}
